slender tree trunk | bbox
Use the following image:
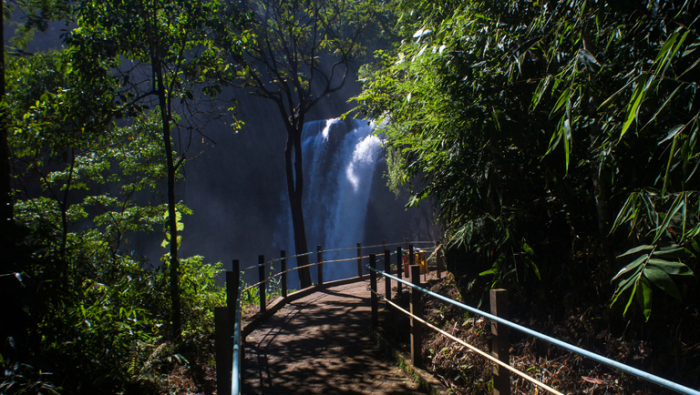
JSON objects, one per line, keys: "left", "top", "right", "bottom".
{"left": 587, "top": 94, "right": 610, "bottom": 240}
{"left": 155, "top": 58, "right": 181, "bottom": 338}
{"left": 0, "top": 0, "right": 11, "bottom": 229}
{"left": 284, "top": 126, "right": 312, "bottom": 289}
{"left": 0, "top": 0, "right": 23, "bottom": 362}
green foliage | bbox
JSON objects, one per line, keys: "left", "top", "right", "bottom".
{"left": 611, "top": 245, "right": 694, "bottom": 320}
{"left": 355, "top": 0, "right": 700, "bottom": 317}
{"left": 4, "top": 46, "right": 223, "bottom": 393}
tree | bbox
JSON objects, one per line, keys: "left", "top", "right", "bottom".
{"left": 3, "top": 47, "right": 227, "bottom": 393}
{"left": 355, "top": 0, "right": 699, "bottom": 319}
{"left": 70, "top": 0, "right": 230, "bottom": 338}
{"left": 221, "top": 0, "right": 374, "bottom": 288}
{"left": 1, "top": 0, "right": 9, "bottom": 226}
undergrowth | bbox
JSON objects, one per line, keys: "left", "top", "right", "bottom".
{"left": 381, "top": 270, "right": 700, "bottom": 395}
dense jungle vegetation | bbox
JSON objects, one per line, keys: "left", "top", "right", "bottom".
{"left": 355, "top": 0, "right": 700, "bottom": 391}
{"left": 2, "top": 0, "right": 700, "bottom": 393}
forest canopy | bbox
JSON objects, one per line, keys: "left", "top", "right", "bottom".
{"left": 355, "top": 0, "right": 700, "bottom": 321}
{"left": 2, "top": 0, "right": 700, "bottom": 393}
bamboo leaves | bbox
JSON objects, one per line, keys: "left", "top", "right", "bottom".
{"left": 611, "top": 244, "right": 693, "bottom": 320}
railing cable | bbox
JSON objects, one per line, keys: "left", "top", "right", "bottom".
{"left": 368, "top": 289, "right": 564, "bottom": 395}
{"left": 241, "top": 241, "right": 433, "bottom": 271}
{"left": 369, "top": 267, "right": 700, "bottom": 395}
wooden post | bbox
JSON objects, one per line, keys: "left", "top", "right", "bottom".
{"left": 410, "top": 265, "right": 422, "bottom": 368}
{"left": 317, "top": 245, "right": 324, "bottom": 285}
{"left": 384, "top": 249, "right": 391, "bottom": 301}
{"left": 280, "top": 250, "right": 287, "bottom": 298}
{"left": 258, "top": 255, "right": 266, "bottom": 313}
{"left": 215, "top": 306, "right": 232, "bottom": 395}
{"left": 436, "top": 241, "right": 444, "bottom": 279}
{"left": 491, "top": 289, "right": 510, "bottom": 395}
{"left": 357, "top": 242, "right": 363, "bottom": 278}
{"left": 227, "top": 260, "right": 240, "bottom": 336}
{"left": 369, "top": 254, "right": 378, "bottom": 327}
{"left": 396, "top": 246, "right": 403, "bottom": 295}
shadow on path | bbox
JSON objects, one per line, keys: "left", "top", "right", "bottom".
{"left": 242, "top": 281, "right": 424, "bottom": 394}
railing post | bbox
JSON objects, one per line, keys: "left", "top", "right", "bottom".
{"left": 384, "top": 249, "right": 391, "bottom": 301}
{"left": 357, "top": 242, "right": 363, "bottom": 278}
{"left": 258, "top": 255, "right": 266, "bottom": 313}
{"left": 280, "top": 250, "right": 287, "bottom": 298}
{"left": 491, "top": 289, "right": 510, "bottom": 395}
{"left": 396, "top": 246, "right": 403, "bottom": 295}
{"left": 409, "top": 244, "right": 415, "bottom": 268}
{"left": 382, "top": 239, "right": 387, "bottom": 254}
{"left": 215, "top": 306, "right": 232, "bottom": 395}
{"left": 317, "top": 245, "right": 323, "bottom": 285}
{"left": 227, "top": 260, "right": 240, "bottom": 336}
{"left": 436, "top": 241, "right": 444, "bottom": 279}
{"left": 405, "top": 237, "right": 409, "bottom": 255}
{"left": 369, "top": 254, "right": 378, "bottom": 327}
{"left": 410, "top": 265, "right": 422, "bottom": 368}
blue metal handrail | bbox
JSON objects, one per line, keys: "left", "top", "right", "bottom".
{"left": 231, "top": 280, "right": 243, "bottom": 395}
{"left": 369, "top": 266, "right": 700, "bottom": 395}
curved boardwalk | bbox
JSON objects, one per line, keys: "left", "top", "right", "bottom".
{"left": 242, "top": 280, "right": 424, "bottom": 394}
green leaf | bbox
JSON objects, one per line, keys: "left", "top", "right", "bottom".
{"left": 528, "top": 259, "right": 541, "bottom": 281}
{"left": 644, "top": 266, "right": 681, "bottom": 300}
{"left": 623, "top": 280, "right": 638, "bottom": 315}
{"left": 612, "top": 254, "right": 647, "bottom": 282}
{"left": 636, "top": 276, "right": 652, "bottom": 321}
{"left": 530, "top": 75, "right": 551, "bottom": 111}
{"left": 652, "top": 245, "right": 692, "bottom": 259}
{"left": 617, "top": 244, "right": 654, "bottom": 258}
{"left": 659, "top": 124, "right": 686, "bottom": 145}
{"left": 647, "top": 258, "right": 693, "bottom": 275}
{"left": 620, "top": 74, "right": 648, "bottom": 139}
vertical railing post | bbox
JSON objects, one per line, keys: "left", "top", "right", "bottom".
{"left": 410, "top": 265, "right": 422, "bottom": 368}
{"left": 357, "top": 242, "right": 363, "bottom": 278}
{"left": 382, "top": 239, "right": 387, "bottom": 254}
{"left": 280, "top": 250, "right": 287, "bottom": 298}
{"left": 436, "top": 241, "right": 444, "bottom": 279}
{"left": 369, "top": 254, "right": 378, "bottom": 327}
{"left": 317, "top": 245, "right": 323, "bottom": 285}
{"left": 396, "top": 246, "right": 403, "bottom": 295}
{"left": 258, "top": 255, "right": 266, "bottom": 313}
{"left": 409, "top": 244, "right": 415, "bottom": 268}
{"left": 405, "top": 237, "right": 409, "bottom": 256}
{"left": 384, "top": 249, "right": 391, "bottom": 301}
{"left": 227, "top": 260, "right": 240, "bottom": 336}
{"left": 491, "top": 289, "right": 510, "bottom": 395}
{"left": 215, "top": 306, "right": 232, "bottom": 395}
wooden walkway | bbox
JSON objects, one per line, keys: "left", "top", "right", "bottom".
{"left": 241, "top": 280, "right": 424, "bottom": 394}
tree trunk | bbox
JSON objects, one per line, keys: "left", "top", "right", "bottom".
{"left": 0, "top": 0, "right": 24, "bottom": 363}
{"left": 0, "top": 0, "right": 10, "bottom": 228}
{"left": 284, "top": 126, "right": 312, "bottom": 289}
{"left": 155, "top": 59, "right": 181, "bottom": 339}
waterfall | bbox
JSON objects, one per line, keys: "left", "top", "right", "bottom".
{"left": 276, "top": 118, "right": 381, "bottom": 284}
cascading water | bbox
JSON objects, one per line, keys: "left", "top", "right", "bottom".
{"left": 277, "top": 118, "right": 382, "bottom": 285}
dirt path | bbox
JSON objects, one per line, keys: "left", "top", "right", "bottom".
{"left": 241, "top": 280, "right": 424, "bottom": 394}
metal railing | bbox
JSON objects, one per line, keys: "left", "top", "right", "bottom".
{"left": 368, "top": 258, "right": 700, "bottom": 395}
{"left": 231, "top": 279, "right": 242, "bottom": 395}
{"left": 218, "top": 239, "right": 438, "bottom": 395}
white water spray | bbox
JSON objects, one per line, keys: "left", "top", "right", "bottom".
{"left": 277, "top": 118, "right": 381, "bottom": 282}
